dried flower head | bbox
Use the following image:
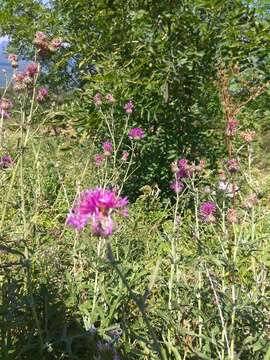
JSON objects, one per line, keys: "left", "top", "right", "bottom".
{"left": 244, "top": 193, "right": 258, "bottom": 209}
{"left": 227, "top": 159, "right": 239, "bottom": 173}
{"left": 227, "top": 208, "right": 238, "bottom": 224}
{"left": 226, "top": 118, "right": 238, "bottom": 137}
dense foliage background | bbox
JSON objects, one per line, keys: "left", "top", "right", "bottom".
{"left": 1, "top": 0, "right": 269, "bottom": 193}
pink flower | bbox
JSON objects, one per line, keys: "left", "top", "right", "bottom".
{"left": 93, "top": 93, "right": 102, "bottom": 107}
{"left": 241, "top": 130, "right": 255, "bottom": 143}
{"left": 102, "top": 141, "right": 113, "bottom": 156}
{"left": 121, "top": 150, "right": 129, "bottom": 161}
{"left": 94, "top": 154, "right": 105, "bottom": 166}
{"left": 200, "top": 202, "right": 216, "bottom": 223}
{"left": 226, "top": 118, "right": 238, "bottom": 137}
{"left": 128, "top": 127, "right": 145, "bottom": 140}
{"left": 0, "top": 154, "right": 13, "bottom": 168}
{"left": 124, "top": 101, "right": 134, "bottom": 114}
{"left": 170, "top": 180, "right": 184, "bottom": 193}
{"left": 67, "top": 188, "right": 128, "bottom": 237}
{"left": 37, "top": 87, "right": 49, "bottom": 102}
{"left": 0, "top": 99, "right": 12, "bottom": 111}
{"left": 105, "top": 93, "right": 115, "bottom": 103}
{"left": 25, "top": 63, "right": 39, "bottom": 77}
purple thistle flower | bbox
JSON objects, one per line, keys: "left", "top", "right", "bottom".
{"left": 94, "top": 154, "right": 105, "bottom": 166}
{"left": 0, "top": 154, "right": 13, "bottom": 168}
{"left": 200, "top": 202, "right": 216, "bottom": 223}
{"left": 170, "top": 180, "right": 184, "bottom": 193}
{"left": 93, "top": 92, "right": 102, "bottom": 106}
{"left": 67, "top": 188, "right": 128, "bottom": 238}
{"left": 124, "top": 100, "right": 134, "bottom": 114}
{"left": 128, "top": 127, "right": 145, "bottom": 140}
{"left": 102, "top": 140, "right": 113, "bottom": 156}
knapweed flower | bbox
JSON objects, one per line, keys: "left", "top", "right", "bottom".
{"left": 34, "top": 32, "right": 62, "bottom": 56}
{"left": 8, "top": 54, "right": 18, "bottom": 68}
{"left": 241, "top": 130, "right": 255, "bottom": 143}
{"left": 0, "top": 154, "right": 13, "bottom": 168}
{"left": 94, "top": 154, "right": 105, "bottom": 166}
{"left": 177, "top": 158, "right": 192, "bottom": 178}
{"left": 227, "top": 208, "right": 238, "bottom": 224}
{"left": 93, "top": 92, "right": 102, "bottom": 107}
{"left": 124, "top": 100, "right": 134, "bottom": 114}
{"left": 128, "top": 127, "right": 145, "bottom": 140}
{"left": 105, "top": 93, "right": 115, "bottom": 103}
{"left": 25, "top": 63, "right": 39, "bottom": 77}
{"left": 0, "top": 99, "right": 12, "bottom": 111}
{"left": 121, "top": 150, "right": 129, "bottom": 161}
{"left": 170, "top": 180, "right": 184, "bottom": 193}
{"left": 37, "top": 87, "right": 49, "bottom": 102}
{"left": 102, "top": 141, "right": 113, "bottom": 156}
{"left": 227, "top": 159, "right": 239, "bottom": 173}
{"left": 67, "top": 188, "right": 128, "bottom": 238}
{"left": 200, "top": 202, "right": 216, "bottom": 223}
{"left": 226, "top": 118, "right": 238, "bottom": 137}
{"left": 244, "top": 193, "right": 258, "bottom": 209}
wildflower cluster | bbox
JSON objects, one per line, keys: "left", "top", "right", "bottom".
{"left": 33, "top": 31, "right": 62, "bottom": 56}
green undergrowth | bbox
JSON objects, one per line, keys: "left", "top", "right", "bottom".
{"left": 1, "top": 127, "right": 270, "bottom": 360}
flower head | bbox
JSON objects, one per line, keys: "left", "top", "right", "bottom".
{"left": 227, "top": 208, "right": 238, "bottom": 224}
{"left": 121, "top": 150, "right": 129, "bottom": 161}
{"left": 102, "top": 141, "right": 113, "bottom": 156}
{"left": 105, "top": 93, "right": 115, "bottom": 103}
{"left": 128, "top": 127, "right": 145, "bottom": 140}
{"left": 200, "top": 202, "right": 216, "bottom": 223}
{"left": 49, "top": 38, "right": 62, "bottom": 52}
{"left": 124, "top": 101, "right": 134, "bottom": 114}
{"left": 226, "top": 118, "right": 238, "bottom": 137}
{"left": 94, "top": 154, "right": 105, "bottom": 167}
{"left": 170, "top": 180, "right": 184, "bottom": 193}
{"left": 8, "top": 54, "right": 18, "bottom": 68}
{"left": 37, "top": 87, "right": 49, "bottom": 102}
{"left": 93, "top": 92, "right": 102, "bottom": 107}
{"left": 227, "top": 159, "right": 239, "bottom": 173}
{"left": 241, "top": 130, "right": 255, "bottom": 143}
{"left": 67, "top": 188, "right": 128, "bottom": 237}
{"left": 0, "top": 99, "right": 12, "bottom": 111}
{"left": 0, "top": 154, "right": 13, "bottom": 168}
{"left": 25, "top": 63, "right": 39, "bottom": 77}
